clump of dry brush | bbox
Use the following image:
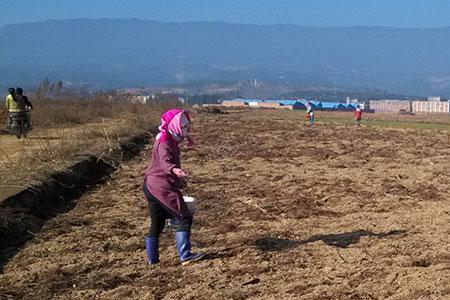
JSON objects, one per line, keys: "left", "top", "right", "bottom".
{"left": 31, "top": 92, "right": 161, "bottom": 128}
{"left": 0, "top": 91, "right": 182, "bottom": 187}
{"left": 0, "top": 106, "right": 6, "bottom": 127}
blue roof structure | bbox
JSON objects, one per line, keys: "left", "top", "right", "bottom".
{"left": 226, "top": 98, "right": 357, "bottom": 111}
{"left": 320, "top": 102, "right": 339, "bottom": 109}
{"left": 279, "top": 100, "right": 300, "bottom": 105}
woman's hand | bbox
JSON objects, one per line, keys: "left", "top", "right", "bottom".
{"left": 179, "top": 177, "right": 187, "bottom": 189}
{"left": 172, "top": 167, "right": 188, "bottom": 178}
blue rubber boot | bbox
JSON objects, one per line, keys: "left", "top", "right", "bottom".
{"left": 145, "top": 236, "right": 160, "bottom": 265}
{"left": 175, "top": 231, "right": 204, "bottom": 265}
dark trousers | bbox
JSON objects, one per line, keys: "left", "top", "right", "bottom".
{"left": 143, "top": 183, "right": 193, "bottom": 237}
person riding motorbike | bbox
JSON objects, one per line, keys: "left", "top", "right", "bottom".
{"left": 5, "top": 87, "right": 33, "bottom": 138}
{"left": 15, "top": 87, "right": 33, "bottom": 130}
{"left": 4, "top": 88, "right": 15, "bottom": 129}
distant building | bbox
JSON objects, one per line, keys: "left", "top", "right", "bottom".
{"left": 368, "top": 98, "right": 450, "bottom": 113}
{"left": 221, "top": 98, "right": 358, "bottom": 111}
{"left": 345, "top": 97, "right": 359, "bottom": 105}
{"left": 369, "top": 100, "right": 412, "bottom": 113}
{"left": 427, "top": 96, "right": 441, "bottom": 102}
{"left": 413, "top": 100, "right": 449, "bottom": 113}
{"left": 130, "top": 95, "right": 150, "bottom": 104}
{"left": 221, "top": 98, "right": 304, "bottom": 109}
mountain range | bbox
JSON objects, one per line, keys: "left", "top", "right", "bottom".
{"left": 2, "top": 18, "right": 450, "bottom": 96}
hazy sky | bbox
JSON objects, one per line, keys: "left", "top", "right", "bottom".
{"left": 2, "top": 0, "right": 450, "bottom": 28}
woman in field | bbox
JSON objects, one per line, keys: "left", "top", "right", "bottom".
{"left": 354, "top": 104, "right": 362, "bottom": 126}
{"left": 306, "top": 102, "right": 315, "bottom": 126}
{"left": 143, "top": 109, "right": 204, "bottom": 266}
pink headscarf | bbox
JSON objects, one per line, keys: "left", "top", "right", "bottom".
{"left": 156, "top": 109, "right": 194, "bottom": 145}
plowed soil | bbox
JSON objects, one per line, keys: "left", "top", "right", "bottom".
{"left": 2, "top": 109, "right": 450, "bottom": 299}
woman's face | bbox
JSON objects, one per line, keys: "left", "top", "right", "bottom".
{"left": 180, "top": 113, "right": 191, "bottom": 137}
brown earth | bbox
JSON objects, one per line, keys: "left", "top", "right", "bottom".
{"left": 1, "top": 109, "right": 450, "bottom": 299}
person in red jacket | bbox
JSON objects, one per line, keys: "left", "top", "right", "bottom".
{"left": 143, "top": 109, "right": 204, "bottom": 267}
{"left": 354, "top": 105, "right": 362, "bottom": 126}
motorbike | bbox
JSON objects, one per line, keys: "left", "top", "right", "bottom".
{"left": 5, "top": 106, "right": 33, "bottom": 139}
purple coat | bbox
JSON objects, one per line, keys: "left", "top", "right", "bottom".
{"left": 144, "top": 136, "right": 191, "bottom": 217}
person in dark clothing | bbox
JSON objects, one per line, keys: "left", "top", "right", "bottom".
{"left": 15, "top": 88, "right": 33, "bottom": 110}
{"left": 15, "top": 87, "right": 33, "bottom": 131}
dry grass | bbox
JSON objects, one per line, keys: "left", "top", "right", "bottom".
{"left": 0, "top": 94, "right": 180, "bottom": 192}
{"left": 0, "top": 106, "right": 6, "bottom": 129}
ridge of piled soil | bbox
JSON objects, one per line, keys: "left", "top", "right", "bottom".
{"left": 0, "top": 132, "right": 153, "bottom": 272}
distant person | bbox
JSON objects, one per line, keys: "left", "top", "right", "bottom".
{"left": 15, "top": 87, "right": 33, "bottom": 110}
{"left": 5, "top": 87, "right": 32, "bottom": 138}
{"left": 143, "top": 109, "right": 204, "bottom": 267}
{"left": 4, "top": 87, "right": 16, "bottom": 129}
{"left": 354, "top": 104, "right": 362, "bottom": 126}
{"left": 15, "top": 87, "right": 33, "bottom": 129}
{"left": 306, "top": 102, "right": 315, "bottom": 126}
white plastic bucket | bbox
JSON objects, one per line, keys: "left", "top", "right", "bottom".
{"left": 183, "top": 196, "right": 196, "bottom": 215}
{"left": 168, "top": 196, "right": 196, "bottom": 228}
